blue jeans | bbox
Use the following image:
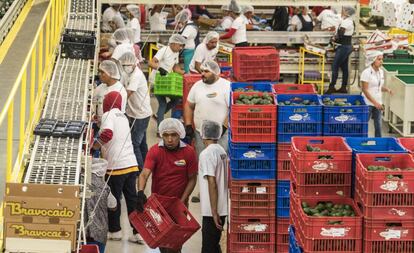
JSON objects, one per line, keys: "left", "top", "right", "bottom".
{"left": 128, "top": 116, "right": 150, "bottom": 169}
{"left": 155, "top": 95, "right": 181, "bottom": 126}
{"left": 369, "top": 106, "right": 382, "bottom": 137}
{"left": 330, "top": 45, "right": 353, "bottom": 88}
{"left": 183, "top": 49, "right": 195, "bottom": 73}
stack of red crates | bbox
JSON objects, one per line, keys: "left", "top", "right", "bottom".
{"left": 290, "top": 136, "right": 363, "bottom": 253}
{"left": 355, "top": 153, "right": 414, "bottom": 253}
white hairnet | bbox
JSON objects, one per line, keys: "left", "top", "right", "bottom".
{"left": 365, "top": 51, "right": 383, "bottom": 67}
{"left": 159, "top": 118, "right": 186, "bottom": 139}
{"left": 112, "top": 15, "right": 125, "bottom": 29}
{"left": 126, "top": 4, "right": 141, "bottom": 18}
{"left": 201, "top": 60, "right": 221, "bottom": 75}
{"left": 113, "top": 28, "right": 132, "bottom": 44}
{"left": 175, "top": 10, "right": 190, "bottom": 23}
{"left": 201, "top": 120, "right": 222, "bottom": 140}
{"left": 203, "top": 31, "right": 219, "bottom": 44}
{"left": 221, "top": 5, "right": 230, "bottom": 11}
{"left": 343, "top": 6, "right": 356, "bottom": 16}
{"left": 228, "top": 0, "right": 241, "bottom": 13}
{"left": 169, "top": 34, "right": 186, "bottom": 45}
{"left": 118, "top": 51, "right": 137, "bottom": 65}
{"left": 91, "top": 158, "right": 108, "bottom": 177}
{"left": 100, "top": 60, "right": 120, "bottom": 80}
{"left": 242, "top": 5, "right": 254, "bottom": 14}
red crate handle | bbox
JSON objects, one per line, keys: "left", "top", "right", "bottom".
{"left": 247, "top": 182, "right": 263, "bottom": 187}
{"left": 326, "top": 220, "right": 343, "bottom": 225}
{"left": 385, "top": 222, "right": 403, "bottom": 227}
{"left": 247, "top": 218, "right": 262, "bottom": 222}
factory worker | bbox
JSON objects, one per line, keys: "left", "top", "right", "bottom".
{"left": 198, "top": 120, "right": 228, "bottom": 253}
{"left": 290, "top": 6, "right": 314, "bottom": 31}
{"left": 101, "top": 4, "right": 123, "bottom": 32}
{"left": 361, "top": 51, "right": 392, "bottom": 137}
{"left": 176, "top": 10, "right": 200, "bottom": 73}
{"left": 189, "top": 31, "right": 219, "bottom": 73}
{"left": 91, "top": 91, "right": 143, "bottom": 244}
{"left": 271, "top": 7, "right": 289, "bottom": 31}
{"left": 149, "top": 4, "right": 177, "bottom": 32}
{"left": 93, "top": 60, "right": 127, "bottom": 123}
{"left": 219, "top": 0, "right": 248, "bottom": 47}
{"left": 317, "top": 7, "right": 341, "bottom": 31}
{"left": 137, "top": 118, "right": 198, "bottom": 253}
{"left": 148, "top": 34, "right": 185, "bottom": 129}
{"left": 84, "top": 158, "right": 117, "bottom": 253}
{"left": 326, "top": 6, "right": 356, "bottom": 94}
{"left": 220, "top": 5, "right": 234, "bottom": 30}
{"left": 126, "top": 4, "right": 142, "bottom": 47}
{"left": 118, "top": 52, "right": 152, "bottom": 169}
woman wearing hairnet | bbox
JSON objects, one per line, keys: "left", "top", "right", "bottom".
{"left": 101, "top": 4, "right": 123, "bottom": 32}
{"left": 189, "top": 31, "right": 219, "bottom": 73}
{"left": 126, "top": 5, "right": 141, "bottom": 48}
{"left": 149, "top": 34, "right": 186, "bottom": 131}
{"left": 219, "top": 5, "right": 233, "bottom": 30}
{"left": 137, "top": 118, "right": 198, "bottom": 253}
{"left": 360, "top": 51, "right": 392, "bottom": 137}
{"left": 290, "top": 6, "right": 314, "bottom": 31}
{"left": 176, "top": 10, "right": 200, "bottom": 73}
{"left": 326, "top": 6, "right": 356, "bottom": 94}
{"left": 149, "top": 4, "right": 177, "bottom": 32}
{"left": 197, "top": 120, "right": 228, "bottom": 253}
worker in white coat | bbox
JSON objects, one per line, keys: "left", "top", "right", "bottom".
{"left": 126, "top": 5, "right": 142, "bottom": 47}
{"left": 189, "top": 31, "right": 219, "bottom": 74}
{"left": 219, "top": 5, "right": 234, "bottom": 30}
{"left": 317, "top": 7, "right": 341, "bottom": 31}
{"left": 176, "top": 10, "right": 200, "bottom": 73}
{"left": 101, "top": 4, "right": 123, "bottom": 32}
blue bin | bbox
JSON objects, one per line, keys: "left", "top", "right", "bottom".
{"left": 289, "top": 226, "right": 303, "bottom": 253}
{"left": 322, "top": 95, "right": 369, "bottom": 137}
{"left": 277, "top": 94, "right": 323, "bottom": 143}
{"left": 231, "top": 82, "right": 273, "bottom": 92}
{"left": 277, "top": 180, "right": 290, "bottom": 217}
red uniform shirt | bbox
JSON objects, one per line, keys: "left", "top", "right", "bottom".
{"left": 144, "top": 141, "right": 198, "bottom": 198}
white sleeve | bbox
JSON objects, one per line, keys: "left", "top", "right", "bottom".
{"left": 181, "top": 26, "right": 195, "bottom": 38}
{"left": 199, "top": 151, "right": 217, "bottom": 178}
{"left": 193, "top": 45, "right": 205, "bottom": 63}
{"left": 130, "top": 18, "right": 140, "bottom": 30}
{"left": 127, "top": 75, "right": 139, "bottom": 92}
{"left": 231, "top": 18, "right": 242, "bottom": 30}
{"left": 100, "top": 112, "right": 115, "bottom": 131}
{"left": 291, "top": 16, "right": 300, "bottom": 26}
{"left": 317, "top": 11, "right": 324, "bottom": 22}
{"left": 187, "top": 83, "right": 198, "bottom": 103}
{"left": 360, "top": 69, "right": 370, "bottom": 83}
{"left": 154, "top": 47, "right": 167, "bottom": 61}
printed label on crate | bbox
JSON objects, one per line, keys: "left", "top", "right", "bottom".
{"left": 380, "top": 181, "right": 408, "bottom": 192}
{"left": 320, "top": 227, "right": 350, "bottom": 237}
{"left": 390, "top": 208, "right": 407, "bottom": 217}
{"left": 289, "top": 113, "right": 311, "bottom": 122}
{"left": 312, "top": 161, "right": 332, "bottom": 171}
{"left": 147, "top": 208, "right": 163, "bottom": 225}
{"left": 256, "top": 187, "right": 267, "bottom": 194}
{"left": 242, "top": 187, "right": 250, "bottom": 193}
{"left": 379, "top": 229, "right": 409, "bottom": 240}
{"left": 243, "top": 150, "right": 265, "bottom": 159}
{"left": 240, "top": 223, "right": 268, "bottom": 232}
{"left": 10, "top": 225, "right": 72, "bottom": 239}
{"left": 334, "top": 114, "right": 357, "bottom": 123}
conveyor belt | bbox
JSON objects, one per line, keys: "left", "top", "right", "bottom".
{"left": 70, "top": 0, "right": 94, "bottom": 14}
{"left": 67, "top": 13, "right": 95, "bottom": 31}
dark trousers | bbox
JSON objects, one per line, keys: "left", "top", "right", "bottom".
{"left": 235, "top": 42, "right": 249, "bottom": 47}
{"left": 155, "top": 95, "right": 180, "bottom": 126}
{"left": 202, "top": 216, "right": 226, "bottom": 253}
{"left": 128, "top": 116, "right": 150, "bottom": 169}
{"left": 105, "top": 171, "right": 138, "bottom": 233}
{"left": 369, "top": 105, "right": 382, "bottom": 137}
{"left": 329, "top": 45, "right": 353, "bottom": 88}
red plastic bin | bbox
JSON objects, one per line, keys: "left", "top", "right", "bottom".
{"left": 272, "top": 83, "right": 317, "bottom": 94}
{"left": 183, "top": 74, "right": 201, "bottom": 105}
{"left": 354, "top": 176, "right": 414, "bottom": 220}
{"left": 277, "top": 218, "right": 289, "bottom": 253}
{"left": 232, "top": 46, "right": 280, "bottom": 82}
{"left": 229, "top": 179, "right": 276, "bottom": 217}
{"left": 80, "top": 245, "right": 99, "bottom": 253}
{"left": 229, "top": 216, "right": 276, "bottom": 253}
{"left": 290, "top": 192, "right": 363, "bottom": 253}
{"left": 230, "top": 92, "right": 277, "bottom": 143}
{"left": 363, "top": 219, "right": 414, "bottom": 253}
{"left": 277, "top": 143, "right": 292, "bottom": 180}
{"left": 291, "top": 163, "right": 352, "bottom": 197}
{"left": 398, "top": 137, "right": 414, "bottom": 154}
{"left": 291, "top": 136, "right": 353, "bottom": 174}
{"left": 129, "top": 194, "right": 200, "bottom": 250}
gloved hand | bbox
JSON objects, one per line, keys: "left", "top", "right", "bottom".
{"left": 158, "top": 67, "right": 168, "bottom": 76}
{"left": 259, "top": 19, "right": 267, "bottom": 24}
{"left": 252, "top": 25, "right": 261, "bottom": 31}
{"left": 136, "top": 190, "right": 147, "bottom": 213}
{"left": 92, "top": 149, "right": 101, "bottom": 158}
{"left": 185, "top": 125, "right": 195, "bottom": 140}
{"left": 221, "top": 125, "right": 227, "bottom": 137}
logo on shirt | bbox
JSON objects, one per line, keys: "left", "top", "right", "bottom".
{"left": 174, "top": 160, "right": 187, "bottom": 166}
{"left": 206, "top": 92, "right": 218, "bottom": 98}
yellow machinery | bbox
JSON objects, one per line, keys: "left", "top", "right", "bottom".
{"left": 299, "top": 47, "right": 325, "bottom": 94}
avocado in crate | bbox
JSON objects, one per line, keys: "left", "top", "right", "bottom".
{"left": 154, "top": 72, "right": 183, "bottom": 97}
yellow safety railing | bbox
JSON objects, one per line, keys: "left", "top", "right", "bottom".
{"left": 299, "top": 47, "right": 325, "bottom": 95}
{"left": 0, "top": 0, "right": 68, "bottom": 184}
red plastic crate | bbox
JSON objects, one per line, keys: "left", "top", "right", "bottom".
{"left": 229, "top": 179, "right": 276, "bottom": 217}
{"left": 232, "top": 46, "right": 280, "bottom": 82}
{"left": 183, "top": 74, "right": 201, "bottom": 105}
{"left": 230, "top": 92, "right": 277, "bottom": 143}
{"left": 129, "top": 194, "right": 200, "bottom": 250}
{"left": 291, "top": 163, "right": 352, "bottom": 197}
{"left": 277, "top": 143, "right": 292, "bottom": 180}
{"left": 354, "top": 177, "right": 414, "bottom": 220}
{"left": 290, "top": 193, "right": 363, "bottom": 253}
{"left": 356, "top": 153, "right": 414, "bottom": 194}
{"left": 291, "top": 137, "right": 352, "bottom": 174}
{"left": 80, "top": 245, "right": 99, "bottom": 253}
{"left": 363, "top": 219, "right": 414, "bottom": 253}
{"left": 398, "top": 137, "right": 414, "bottom": 154}
{"left": 229, "top": 216, "right": 276, "bottom": 253}
{"left": 272, "top": 83, "right": 317, "bottom": 94}
{"left": 277, "top": 217, "right": 289, "bottom": 253}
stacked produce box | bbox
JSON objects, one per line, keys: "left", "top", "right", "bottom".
{"left": 290, "top": 136, "right": 363, "bottom": 253}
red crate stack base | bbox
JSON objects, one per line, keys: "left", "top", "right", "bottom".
{"left": 277, "top": 218, "right": 289, "bottom": 253}
{"left": 277, "top": 143, "right": 292, "bottom": 180}
{"left": 229, "top": 179, "right": 276, "bottom": 217}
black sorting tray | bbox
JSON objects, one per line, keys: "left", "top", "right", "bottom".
{"left": 34, "top": 119, "right": 87, "bottom": 139}
{"left": 34, "top": 119, "right": 58, "bottom": 137}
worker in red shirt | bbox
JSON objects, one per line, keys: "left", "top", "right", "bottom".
{"left": 136, "top": 118, "right": 198, "bottom": 253}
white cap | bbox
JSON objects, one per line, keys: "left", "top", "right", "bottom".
{"left": 99, "top": 60, "right": 121, "bottom": 80}
{"left": 200, "top": 60, "right": 221, "bottom": 75}
{"left": 169, "top": 34, "right": 186, "bottom": 45}
{"left": 159, "top": 118, "right": 186, "bottom": 139}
